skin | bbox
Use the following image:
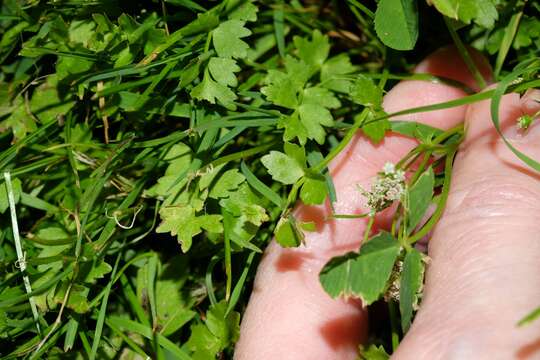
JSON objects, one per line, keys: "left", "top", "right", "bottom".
{"left": 235, "top": 47, "right": 540, "bottom": 359}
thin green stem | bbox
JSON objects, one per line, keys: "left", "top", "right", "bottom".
{"left": 408, "top": 147, "right": 457, "bottom": 244}
{"left": 444, "top": 17, "right": 487, "bottom": 89}
{"left": 363, "top": 216, "right": 375, "bottom": 244}
{"left": 313, "top": 109, "right": 369, "bottom": 173}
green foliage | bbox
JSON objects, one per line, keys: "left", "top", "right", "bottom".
{"left": 406, "top": 167, "right": 435, "bottom": 233}
{"left": 375, "top": 0, "right": 419, "bottom": 51}
{"left": 319, "top": 232, "right": 401, "bottom": 305}
{"left": 0, "top": 0, "right": 537, "bottom": 357}
{"left": 399, "top": 249, "right": 425, "bottom": 332}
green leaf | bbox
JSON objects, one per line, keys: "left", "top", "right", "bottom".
{"left": 430, "top": 0, "right": 498, "bottom": 28}
{"left": 227, "top": 0, "right": 258, "bottom": 22}
{"left": 205, "top": 300, "right": 240, "bottom": 347}
{"left": 300, "top": 175, "right": 327, "bottom": 205}
{"left": 361, "top": 110, "right": 391, "bottom": 143}
{"left": 390, "top": 121, "right": 444, "bottom": 140}
{"left": 186, "top": 324, "right": 221, "bottom": 358}
{"left": 208, "top": 57, "right": 240, "bottom": 87}
{"left": 156, "top": 205, "right": 223, "bottom": 252}
{"left": 400, "top": 249, "right": 425, "bottom": 332}
{"left": 518, "top": 306, "right": 540, "bottom": 327}
{"left": 30, "top": 75, "right": 74, "bottom": 122}
{"left": 209, "top": 169, "right": 245, "bottom": 199}
{"left": 191, "top": 70, "right": 237, "bottom": 109}
{"left": 275, "top": 216, "right": 304, "bottom": 248}
{"left": 81, "top": 260, "right": 112, "bottom": 284}
{"left": 261, "top": 70, "right": 302, "bottom": 109}
{"left": 350, "top": 75, "right": 383, "bottom": 108}
{"left": 212, "top": 20, "right": 251, "bottom": 59}
{"left": 298, "top": 103, "right": 334, "bottom": 144}
{"left": 302, "top": 86, "right": 341, "bottom": 109}
{"left": 283, "top": 142, "right": 306, "bottom": 167}
{"left": 155, "top": 261, "right": 196, "bottom": 336}
{"left": 407, "top": 167, "right": 435, "bottom": 233}
{"left": 319, "top": 232, "right": 401, "bottom": 305}
{"left": 374, "top": 0, "right": 418, "bottom": 51}
{"left": 261, "top": 151, "right": 304, "bottom": 185}
{"left": 282, "top": 112, "right": 308, "bottom": 145}
{"left": 320, "top": 54, "right": 357, "bottom": 93}
{"left": 293, "top": 30, "right": 330, "bottom": 67}
{"left": 360, "top": 344, "right": 390, "bottom": 360}
{"left": 185, "top": 300, "right": 240, "bottom": 358}
{"left": 54, "top": 283, "right": 90, "bottom": 314}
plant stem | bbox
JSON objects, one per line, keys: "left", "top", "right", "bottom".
{"left": 408, "top": 148, "right": 457, "bottom": 244}
{"left": 444, "top": 17, "right": 487, "bottom": 89}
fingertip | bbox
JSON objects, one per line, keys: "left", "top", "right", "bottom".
{"left": 414, "top": 45, "right": 493, "bottom": 91}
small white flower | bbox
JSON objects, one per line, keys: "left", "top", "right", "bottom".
{"left": 383, "top": 162, "right": 395, "bottom": 175}
{"left": 359, "top": 162, "right": 406, "bottom": 215}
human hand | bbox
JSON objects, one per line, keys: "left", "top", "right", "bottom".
{"left": 234, "top": 47, "right": 540, "bottom": 360}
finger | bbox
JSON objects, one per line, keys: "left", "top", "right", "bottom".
{"left": 414, "top": 45, "right": 493, "bottom": 91}
{"left": 235, "top": 47, "right": 482, "bottom": 360}
{"left": 393, "top": 89, "right": 540, "bottom": 359}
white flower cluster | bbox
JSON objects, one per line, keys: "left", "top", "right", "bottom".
{"left": 360, "top": 162, "right": 406, "bottom": 215}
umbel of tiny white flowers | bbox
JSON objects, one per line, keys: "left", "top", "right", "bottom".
{"left": 359, "top": 162, "right": 406, "bottom": 216}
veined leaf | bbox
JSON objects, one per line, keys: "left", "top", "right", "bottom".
{"left": 320, "top": 232, "right": 401, "bottom": 305}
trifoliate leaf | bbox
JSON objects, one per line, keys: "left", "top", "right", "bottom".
{"left": 212, "top": 20, "right": 251, "bottom": 59}
{"left": 208, "top": 57, "right": 240, "bottom": 87}
{"left": 350, "top": 75, "right": 383, "bottom": 108}
{"left": 400, "top": 249, "right": 425, "bottom": 332}
{"left": 275, "top": 216, "right": 304, "bottom": 248}
{"left": 300, "top": 174, "right": 327, "bottom": 205}
{"left": 209, "top": 169, "right": 245, "bottom": 199}
{"left": 374, "top": 0, "right": 418, "bottom": 51}
{"left": 156, "top": 205, "right": 223, "bottom": 252}
{"left": 361, "top": 110, "right": 391, "bottom": 144}
{"left": 302, "top": 87, "right": 341, "bottom": 109}
{"left": 320, "top": 54, "right": 357, "bottom": 93}
{"left": 298, "top": 103, "right": 334, "bottom": 144}
{"left": 293, "top": 29, "right": 330, "bottom": 67}
{"left": 319, "top": 232, "right": 400, "bottom": 305}
{"left": 261, "top": 151, "right": 304, "bottom": 185}
{"left": 406, "top": 167, "right": 434, "bottom": 233}
{"left": 191, "top": 70, "right": 237, "bottom": 109}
